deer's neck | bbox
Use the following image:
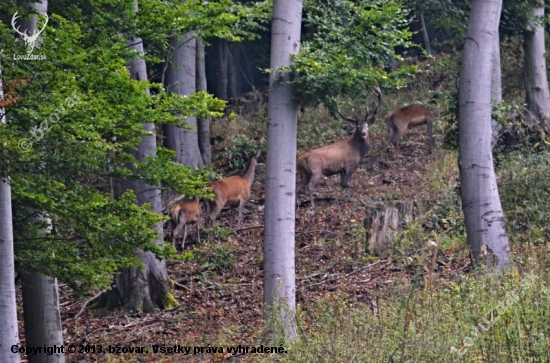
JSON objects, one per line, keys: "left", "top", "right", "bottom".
{"left": 351, "top": 132, "right": 370, "bottom": 158}
{"left": 242, "top": 159, "right": 257, "bottom": 186}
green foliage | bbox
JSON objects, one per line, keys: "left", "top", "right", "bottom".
{"left": 282, "top": 0, "right": 416, "bottom": 107}
{"left": 0, "top": 0, "right": 250, "bottom": 293}
{"left": 223, "top": 133, "right": 263, "bottom": 172}
{"left": 192, "top": 243, "right": 236, "bottom": 272}
{"left": 202, "top": 223, "right": 234, "bottom": 242}
{"left": 499, "top": 151, "right": 550, "bottom": 245}
{"left": 411, "top": 0, "right": 470, "bottom": 51}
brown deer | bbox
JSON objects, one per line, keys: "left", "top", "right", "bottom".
{"left": 385, "top": 104, "right": 435, "bottom": 154}
{"left": 170, "top": 196, "right": 201, "bottom": 251}
{"left": 296, "top": 87, "right": 382, "bottom": 210}
{"left": 206, "top": 149, "right": 262, "bottom": 230}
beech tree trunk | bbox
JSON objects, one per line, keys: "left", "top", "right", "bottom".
{"left": 0, "top": 58, "right": 20, "bottom": 363}
{"left": 21, "top": 273, "right": 65, "bottom": 363}
{"left": 263, "top": 0, "right": 303, "bottom": 343}
{"left": 523, "top": 1, "right": 550, "bottom": 130}
{"left": 459, "top": 0, "right": 510, "bottom": 271}
{"left": 228, "top": 44, "right": 239, "bottom": 99}
{"left": 15, "top": 4, "right": 66, "bottom": 362}
{"left": 163, "top": 32, "right": 202, "bottom": 167}
{"left": 196, "top": 38, "right": 211, "bottom": 165}
{"left": 115, "top": 1, "right": 172, "bottom": 312}
{"left": 418, "top": 13, "right": 432, "bottom": 55}
{"left": 491, "top": 31, "right": 502, "bottom": 147}
{"left": 217, "top": 39, "right": 228, "bottom": 100}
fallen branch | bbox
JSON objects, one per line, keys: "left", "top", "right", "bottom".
{"left": 63, "top": 289, "right": 106, "bottom": 323}
{"left": 298, "top": 260, "right": 388, "bottom": 291}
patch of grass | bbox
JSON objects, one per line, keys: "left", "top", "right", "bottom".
{"left": 258, "top": 267, "right": 550, "bottom": 362}
{"left": 202, "top": 222, "right": 234, "bottom": 242}
{"left": 193, "top": 243, "right": 236, "bottom": 272}
{"left": 499, "top": 150, "right": 550, "bottom": 246}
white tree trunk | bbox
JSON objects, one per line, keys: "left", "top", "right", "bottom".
{"left": 21, "top": 273, "right": 65, "bottom": 363}
{"left": 263, "top": 0, "right": 303, "bottom": 343}
{"left": 164, "top": 32, "right": 202, "bottom": 167}
{"left": 15, "top": 3, "right": 66, "bottom": 361}
{"left": 459, "top": 0, "right": 510, "bottom": 271}
{"left": 491, "top": 30, "right": 502, "bottom": 147}
{"left": 115, "top": 0, "right": 171, "bottom": 312}
{"left": 196, "top": 38, "right": 211, "bottom": 165}
{"left": 524, "top": 2, "right": 550, "bottom": 129}
{"left": 0, "top": 57, "right": 21, "bottom": 363}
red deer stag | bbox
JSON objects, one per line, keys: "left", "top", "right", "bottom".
{"left": 206, "top": 149, "right": 262, "bottom": 230}
{"left": 385, "top": 104, "right": 435, "bottom": 154}
{"left": 296, "top": 87, "right": 382, "bottom": 210}
{"left": 170, "top": 196, "right": 201, "bottom": 251}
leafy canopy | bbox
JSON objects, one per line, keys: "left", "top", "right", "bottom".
{"left": 0, "top": 0, "right": 256, "bottom": 293}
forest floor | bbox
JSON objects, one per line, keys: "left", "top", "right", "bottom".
{"left": 21, "top": 130, "right": 472, "bottom": 363}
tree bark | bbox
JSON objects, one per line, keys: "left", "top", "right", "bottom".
{"left": 115, "top": 0, "right": 173, "bottom": 312}
{"left": 196, "top": 38, "right": 211, "bottom": 165}
{"left": 387, "top": 46, "right": 397, "bottom": 72}
{"left": 0, "top": 57, "right": 21, "bottom": 363}
{"left": 364, "top": 202, "right": 413, "bottom": 256}
{"left": 491, "top": 30, "right": 502, "bottom": 147}
{"left": 163, "top": 32, "right": 202, "bottom": 167}
{"left": 418, "top": 12, "right": 432, "bottom": 55}
{"left": 217, "top": 39, "right": 228, "bottom": 100}
{"left": 21, "top": 273, "right": 65, "bottom": 363}
{"left": 459, "top": 0, "right": 510, "bottom": 271}
{"left": 263, "top": 0, "right": 303, "bottom": 343}
{"left": 15, "top": 4, "right": 66, "bottom": 362}
{"left": 228, "top": 43, "right": 239, "bottom": 99}
{"left": 523, "top": 1, "right": 550, "bottom": 130}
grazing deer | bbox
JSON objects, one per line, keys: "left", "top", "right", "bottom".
{"left": 296, "top": 87, "right": 382, "bottom": 210}
{"left": 170, "top": 196, "right": 201, "bottom": 251}
{"left": 206, "top": 149, "right": 262, "bottom": 230}
{"left": 385, "top": 104, "right": 435, "bottom": 154}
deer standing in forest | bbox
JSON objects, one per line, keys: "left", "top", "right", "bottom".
{"left": 170, "top": 196, "right": 201, "bottom": 251}
{"left": 385, "top": 104, "right": 435, "bottom": 154}
{"left": 205, "top": 149, "right": 262, "bottom": 230}
{"left": 296, "top": 87, "right": 382, "bottom": 210}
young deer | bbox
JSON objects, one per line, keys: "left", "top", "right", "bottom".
{"left": 385, "top": 104, "right": 435, "bottom": 154}
{"left": 206, "top": 149, "right": 262, "bottom": 230}
{"left": 296, "top": 87, "right": 382, "bottom": 210}
{"left": 170, "top": 196, "right": 201, "bottom": 251}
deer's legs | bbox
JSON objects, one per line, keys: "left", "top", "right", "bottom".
{"left": 308, "top": 173, "right": 321, "bottom": 211}
{"left": 172, "top": 219, "right": 185, "bottom": 249}
{"left": 181, "top": 225, "right": 188, "bottom": 251}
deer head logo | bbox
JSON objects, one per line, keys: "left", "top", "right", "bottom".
{"left": 11, "top": 11, "right": 48, "bottom": 54}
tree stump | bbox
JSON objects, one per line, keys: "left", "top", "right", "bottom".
{"left": 364, "top": 201, "right": 413, "bottom": 256}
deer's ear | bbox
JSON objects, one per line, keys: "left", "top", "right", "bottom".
{"left": 242, "top": 150, "right": 249, "bottom": 159}
{"left": 255, "top": 148, "right": 262, "bottom": 158}
{"left": 366, "top": 114, "right": 376, "bottom": 125}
